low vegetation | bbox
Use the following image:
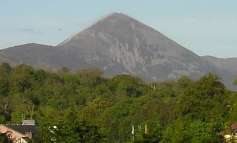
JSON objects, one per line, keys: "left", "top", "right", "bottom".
{"left": 0, "top": 63, "right": 236, "bottom": 143}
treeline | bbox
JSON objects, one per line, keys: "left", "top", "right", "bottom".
{"left": 0, "top": 63, "right": 237, "bottom": 143}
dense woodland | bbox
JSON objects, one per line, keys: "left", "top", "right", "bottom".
{"left": 0, "top": 63, "right": 237, "bottom": 143}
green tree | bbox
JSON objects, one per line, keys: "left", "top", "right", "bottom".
{"left": 39, "top": 120, "right": 104, "bottom": 143}
{"left": 110, "top": 75, "right": 146, "bottom": 97}
{"left": 0, "top": 64, "right": 233, "bottom": 142}
{"left": 0, "top": 63, "right": 11, "bottom": 96}
{"left": 10, "top": 64, "right": 35, "bottom": 93}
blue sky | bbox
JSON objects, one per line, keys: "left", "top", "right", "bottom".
{"left": 0, "top": 0, "right": 236, "bottom": 58}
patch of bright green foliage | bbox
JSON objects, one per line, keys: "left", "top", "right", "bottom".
{"left": 0, "top": 63, "right": 236, "bottom": 143}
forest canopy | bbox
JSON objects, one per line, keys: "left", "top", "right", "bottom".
{"left": 0, "top": 63, "right": 236, "bottom": 143}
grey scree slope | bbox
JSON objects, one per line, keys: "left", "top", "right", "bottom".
{"left": 0, "top": 13, "right": 236, "bottom": 90}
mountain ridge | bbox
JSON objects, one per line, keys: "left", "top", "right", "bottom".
{"left": 0, "top": 13, "right": 236, "bottom": 90}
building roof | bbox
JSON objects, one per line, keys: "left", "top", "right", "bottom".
{"left": 231, "top": 123, "right": 237, "bottom": 130}
{"left": 5, "top": 125, "right": 36, "bottom": 135}
{"left": 22, "top": 120, "right": 35, "bottom": 126}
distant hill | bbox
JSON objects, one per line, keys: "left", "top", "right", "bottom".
{"left": 202, "top": 56, "right": 237, "bottom": 90}
{"left": 0, "top": 13, "right": 236, "bottom": 90}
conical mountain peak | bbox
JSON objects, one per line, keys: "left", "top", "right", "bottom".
{"left": 80, "top": 12, "right": 144, "bottom": 33}
{"left": 60, "top": 12, "right": 160, "bottom": 46}
{"left": 58, "top": 12, "right": 139, "bottom": 46}
{"left": 0, "top": 13, "right": 237, "bottom": 90}
{"left": 89, "top": 12, "right": 149, "bottom": 30}
{"left": 107, "top": 12, "right": 131, "bottom": 18}
{"left": 104, "top": 12, "right": 136, "bottom": 21}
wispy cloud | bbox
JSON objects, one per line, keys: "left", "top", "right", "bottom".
{"left": 18, "top": 28, "right": 43, "bottom": 35}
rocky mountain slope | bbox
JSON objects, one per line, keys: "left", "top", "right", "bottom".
{"left": 0, "top": 13, "right": 236, "bottom": 89}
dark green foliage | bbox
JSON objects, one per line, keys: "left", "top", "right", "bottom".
{"left": 0, "top": 63, "right": 11, "bottom": 96}
{"left": 0, "top": 133, "right": 10, "bottom": 143}
{"left": 110, "top": 75, "right": 147, "bottom": 97}
{"left": 0, "top": 64, "right": 236, "bottom": 142}
{"left": 39, "top": 120, "right": 104, "bottom": 143}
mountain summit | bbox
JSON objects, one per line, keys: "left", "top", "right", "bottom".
{"left": 0, "top": 13, "right": 236, "bottom": 89}
{"left": 58, "top": 12, "right": 212, "bottom": 80}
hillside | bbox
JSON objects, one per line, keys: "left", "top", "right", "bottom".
{"left": 0, "top": 13, "right": 236, "bottom": 89}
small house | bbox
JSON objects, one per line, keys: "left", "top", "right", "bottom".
{"left": 0, "top": 120, "right": 36, "bottom": 143}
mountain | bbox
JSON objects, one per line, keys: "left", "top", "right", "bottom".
{"left": 0, "top": 13, "right": 236, "bottom": 89}
{"left": 0, "top": 43, "right": 60, "bottom": 69}
{"left": 203, "top": 56, "right": 237, "bottom": 74}
{"left": 57, "top": 13, "right": 216, "bottom": 80}
{"left": 202, "top": 56, "right": 237, "bottom": 89}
